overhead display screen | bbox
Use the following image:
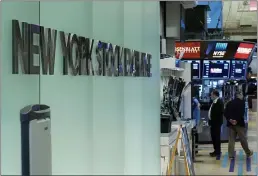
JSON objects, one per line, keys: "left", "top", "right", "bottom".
{"left": 212, "top": 42, "right": 228, "bottom": 58}
{"left": 234, "top": 43, "right": 254, "bottom": 59}
{"left": 175, "top": 42, "right": 201, "bottom": 59}
{"left": 230, "top": 60, "right": 247, "bottom": 79}
{"left": 203, "top": 60, "right": 230, "bottom": 79}
{"left": 177, "top": 41, "right": 255, "bottom": 60}
{"left": 202, "top": 41, "right": 240, "bottom": 59}
{"left": 207, "top": 1, "right": 222, "bottom": 29}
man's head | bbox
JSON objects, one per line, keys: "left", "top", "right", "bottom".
{"left": 211, "top": 89, "right": 219, "bottom": 100}
{"left": 235, "top": 91, "right": 243, "bottom": 100}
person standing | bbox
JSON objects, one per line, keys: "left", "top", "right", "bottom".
{"left": 208, "top": 90, "right": 224, "bottom": 157}
{"left": 224, "top": 91, "right": 253, "bottom": 159}
{"left": 192, "top": 97, "right": 201, "bottom": 125}
{"left": 192, "top": 96, "right": 201, "bottom": 154}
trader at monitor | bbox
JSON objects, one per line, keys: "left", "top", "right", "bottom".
{"left": 208, "top": 89, "right": 224, "bottom": 157}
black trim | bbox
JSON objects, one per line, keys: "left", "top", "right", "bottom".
{"left": 21, "top": 121, "right": 30, "bottom": 176}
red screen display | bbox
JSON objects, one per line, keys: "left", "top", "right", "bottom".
{"left": 234, "top": 43, "right": 254, "bottom": 59}
{"left": 175, "top": 42, "right": 201, "bottom": 59}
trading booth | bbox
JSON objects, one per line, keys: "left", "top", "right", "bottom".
{"left": 175, "top": 40, "right": 256, "bottom": 144}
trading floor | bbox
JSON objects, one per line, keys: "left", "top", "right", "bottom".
{"left": 194, "top": 111, "right": 257, "bottom": 175}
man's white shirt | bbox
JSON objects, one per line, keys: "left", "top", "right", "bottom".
{"left": 208, "top": 97, "right": 219, "bottom": 120}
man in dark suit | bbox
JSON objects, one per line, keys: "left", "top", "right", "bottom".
{"left": 224, "top": 91, "right": 253, "bottom": 159}
{"left": 208, "top": 89, "right": 224, "bottom": 157}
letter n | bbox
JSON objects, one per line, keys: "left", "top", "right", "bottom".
{"left": 12, "top": 20, "right": 30, "bottom": 74}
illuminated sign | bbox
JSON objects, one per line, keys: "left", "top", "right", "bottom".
{"left": 213, "top": 43, "right": 228, "bottom": 58}
{"left": 175, "top": 47, "right": 200, "bottom": 53}
{"left": 175, "top": 42, "right": 201, "bottom": 59}
{"left": 234, "top": 43, "right": 254, "bottom": 59}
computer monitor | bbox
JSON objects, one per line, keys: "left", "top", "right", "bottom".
{"left": 230, "top": 60, "right": 247, "bottom": 79}
{"left": 192, "top": 60, "right": 201, "bottom": 79}
{"left": 181, "top": 60, "right": 201, "bottom": 79}
{"left": 203, "top": 60, "right": 230, "bottom": 79}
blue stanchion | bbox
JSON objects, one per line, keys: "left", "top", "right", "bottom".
{"left": 222, "top": 152, "right": 228, "bottom": 168}
{"left": 238, "top": 150, "right": 243, "bottom": 176}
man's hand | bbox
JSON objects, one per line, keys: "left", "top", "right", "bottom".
{"left": 229, "top": 119, "right": 237, "bottom": 125}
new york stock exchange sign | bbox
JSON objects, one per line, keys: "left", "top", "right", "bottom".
{"left": 12, "top": 20, "right": 152, "bottom": 77}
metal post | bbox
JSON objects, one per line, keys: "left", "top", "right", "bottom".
{"left": 191, "top": 128, "right": 196, "bottom": 162}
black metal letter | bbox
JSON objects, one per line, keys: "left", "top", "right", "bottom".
{"left": 118, "top": 47, "right": 124, "bottom": 76}
{"left": 29, "top": 24, "right": 40, "bottom": 74}
{"left": 102, "top": 42, "right": 108, "bottom": 76}
{"left": 60, "top": 31, "right": 70, "bottom": 75}
{"left": 80, "top": 37, "right": 94, "bottom": 76}
{"left": 78, "top": 36, "right": 86, "bottom": 75}
{"left": 12, "top": 20, "right": 29, "bottom": 74}
{"left": 40, "top": 27, "right": 57, "bottom": 75}
{"left": 109, "top": 45, "right": 121, "bottom": 77}
{"left": 134, "top": 51, "right": 141, "bottom": 77}
{"left": 124, "top": 48, "right": 135, "bottom": 77}
{"left": 95, "top": 41, "right": 108, "bottom": 76}
{"left": 147, "top": 54, "right": 152, "bottom": 77}
{"left": 69, "top": 34, "right": 80, "bottom": 76}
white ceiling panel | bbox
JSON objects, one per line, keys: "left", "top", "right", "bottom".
{"left": 223, "top": 0, "right": 257, "bottom": 31}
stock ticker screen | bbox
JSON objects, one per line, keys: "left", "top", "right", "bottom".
{"left": 181, "top": 60, "right": 200, "bottom": 79}
{"left": 203, "top": 60, "right": 230, "bottom": 79}
{"left": 230, "top": 60, "right": 247, "bottom": 79}
{"left": 191, "top": 61, "right": 200, "bottom": 79}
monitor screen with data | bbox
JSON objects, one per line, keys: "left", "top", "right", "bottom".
{"left": 230, "top": 60, "right": 247, "bottom": 79}
{"left": 191, "top": 61, "right": 200, "bottom": 79}
{"left": 182, "top": 60, "right": 201, "bottom": 79}
{"left": 203, "top": 60, "right": 230, "bottom": 79}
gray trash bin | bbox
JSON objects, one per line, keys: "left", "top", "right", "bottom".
{"left": 20, "top": 104, "right": 51, "bottom": 176}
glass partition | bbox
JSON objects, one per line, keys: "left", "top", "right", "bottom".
{"left": 1, "top": 1, "right": 160, "bottom": 175}
{"left": 1, "top": 2, "right": 40, "bottom": 174}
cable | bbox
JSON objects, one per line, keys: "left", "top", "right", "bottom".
{"left": 216, "top": 2, "right": 222, "bottom": 29}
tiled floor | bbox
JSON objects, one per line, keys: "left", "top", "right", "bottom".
{"left": 194, "top": 111, "right": 257, "bottom": 175}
